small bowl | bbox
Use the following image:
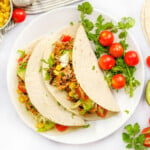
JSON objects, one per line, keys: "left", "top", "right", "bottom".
{"left": 0, "top": 0, "right": 13, "bottom": 30}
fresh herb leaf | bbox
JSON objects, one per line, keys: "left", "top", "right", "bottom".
{"left": 122, "top": 123, "right": 147, "bottom": 150}
{"left": 92, "top": 65, "right": 95, "bottom": 70}
{"left": 124, "top": 110, "right": 130, "bottom": 114}
{"left": 78, "top": 2, "right": 93, "bottom": 15}
{"left": 57, "top": 102, "right": 61, "bottom": 106}
{"left": 61, "top": 72, "right": 65, "bottom": 76}
{"left": 82, "top": 124, "right": 90, "bottom": 128}
{"left": 70, "top": 21, "right": 74, "bottom": 26}
{"left": 45, "top": 71, "right": 50, "bottom": 80}
{"left": 71, "top": 113, "right": 75, "bottom": 119}
{"left": 118, "top": 17, "right": 135, "bottom": 30}
{"left": 18, "top": 50, "right": 25, "bottom": 58}
{"left": 82, "top": 19, "right": 94, "bottom": 32}
{"left": 41, "top": 59, "right": 48, "bottom": 64}
{"left": 39, "top": 66, "right": 42, "bottom": 72}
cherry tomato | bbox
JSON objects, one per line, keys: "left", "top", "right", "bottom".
{"left": 18, "top": 84, "right": 27, "bottom": 93}
{"left": 98, "top": 54, "right": 115, "bottom": 70}
{"left": 109, "top": 43, "right": 124, "bottom": 58}
{"left": 111, "top": 74, "right": 126, "bottom": 89}
{"left": 124, "top": 51, "right": 139, "bottom": 66}
{"left": 142, "top": 127, "right": 150, "bottom": 136}
{"left": 98, "top": 30, "right": 114, "bottom": 46}
{"left": 55, "top": 124, "right": 68, "bottom": 132}
{"left": 146, "top": 56, "right": 150, "bottom": 68}
{"left": 12, "top": 8, "right": 26, "bottom": 23}
{"left": 61, "top": 35, "right": 71, "bottom": 42}
{"left": 144, "top": 135, "right": 150, "bottom": 147}
{"left": 96, "top": 105, "right": 108, "bottom": 118}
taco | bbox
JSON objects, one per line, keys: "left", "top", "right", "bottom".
{"left": 16, "top": 37, "right": 85, "bottom": 133}
{"left": 42, "top": 24, "right": 120, "bottom": 120}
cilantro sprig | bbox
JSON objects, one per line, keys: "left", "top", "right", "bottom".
{"left": 122, "top": 123, "right": 147, "bottom": 150}
{"left": 77, "top": 2, "right": 140, "bottom": 97}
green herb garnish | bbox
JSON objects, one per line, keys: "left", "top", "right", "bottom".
{"left": 77, "top": 2, "right": 139, "bottom": 97}
{"left": 70, "top": 21, "right": 74, "bottom": 26}
{"left": 124, "top": 109, "right": 130, "bottom": 114}
{"left": 57, "top": 101, "right": 61, "bottom": 106}
{"left": 71, "top": 113, "right": 75, "bottom": 119}
{"left": 18, "top": 50, "right": 25, "bottom": 58}
{"left": 122, "top": 123, "right": 147, "bottom": 150}
{"left": 83, "top": 124, "right": 90, "bottom": 128}
{"left": 92, "top": 65, "right": 95, "bottom": 70}
{"left": 39, "top": 66, "right": 42, "bottom": 72}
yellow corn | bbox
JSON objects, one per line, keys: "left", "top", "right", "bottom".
{"left": 36, "top": 123, "right": 44, "bottom": 129}
{"left": 56, "top": 65, "right": 62, "bottom": 71}
{"left": 0, "top": 0, "right": 10, "bottom": 28}
{"left": 18, "top": 95, "right": 28, "bottom": 103}
{"left": 51, "top": 53, "right": 54, "bottom": 59}
{"left": 54, "top": 70, "right": 59, "bottom": 76}
{"left": 69, "top": 82, "right": 76, "bottom": 89}
{"left": 18, "top": 96, "right": 25, "bottom": 103}
{"left": 69, "top": 91, "right": 74, "bottom": 97}
{"left": 17, "top": 89, "right": 23, "bottom": 94}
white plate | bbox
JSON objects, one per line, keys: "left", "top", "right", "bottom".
{"left": 7, "top": 6, "right": 145, "bottom": 144}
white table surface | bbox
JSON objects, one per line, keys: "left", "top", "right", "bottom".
{"left": 0, "top": 0, "right": 150, "bottom": 149}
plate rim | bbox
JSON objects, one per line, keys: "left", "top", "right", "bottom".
{"left": 7, "top": 5, "right": 145, "bottom": 145}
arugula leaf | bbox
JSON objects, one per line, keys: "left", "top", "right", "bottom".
{"left": 122, "top": 123, "right": 147, "bottom": 150}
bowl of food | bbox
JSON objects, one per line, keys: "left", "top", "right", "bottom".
{"left": 0, "top": 0, "right": 13, "bottom": 30}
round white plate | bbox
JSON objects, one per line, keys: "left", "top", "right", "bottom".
{"left": 7, "top": 6, "right": 145, "bottom": 144}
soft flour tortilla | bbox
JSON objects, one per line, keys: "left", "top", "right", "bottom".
{"left": 72, "top": 25, "right": 120, "bottom": 112}
{"left": 42, "top": 24, "right": 119, "bottom": 120}
{"left": 141, "top": 0, "right": 150, "bottom": 44}
{"left": 25, "top": 36, "right": 85, "bottom": 126}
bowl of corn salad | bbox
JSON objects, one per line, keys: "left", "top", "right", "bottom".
{"left": 0, "top": 0, "right": 13, "bottom": 30}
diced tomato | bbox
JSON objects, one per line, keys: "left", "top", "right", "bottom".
{"left": 61, "top": 35, "right": 71, "bottom": 42}
{"left": 83, "top": 96, "right": 89, "bottom": 101}
{"left": 76, "top": 87, "right": 81, "bottom": 98}
{"left": 96, "top": 105, "right": 108, "bottom": 118}
{"left": 18, "top": 54, "right": 27, "bottom": 64}
{"left": 76, "top": 87, "right": 88, "bottom": 100}
{"left": 18, "top": 84, "right": 27, "bottom": 93}
{"left": 142, "top": 127, "right": 150, "bottom": 136}
{"left": 55, "top": 124, "right": 68, "bottom": 132}
{"left": 144, "top": 135, "right": 150, "bottom": 147}
{"left": 146, "top": 56, "right": 150, "bottom": 68}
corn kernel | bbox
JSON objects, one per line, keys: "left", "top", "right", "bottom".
{"left": 0, "top": 0, "right": 10, "bottom": 28}
{"left": 36, "top": 123, "right": 44, "bottom": 129}
{"left": 54, "top": 70, "right": 59, "bottom": 76}
{"left": 18, "top": 95, "right": 28, "bottom": 103}
{"left": 56, "top": 65, "right": 62, "bottom": 71}
{"left": 69, "top": 82, "right": 76, "bottom": 89}
{"left": 17, "top": 89, "right": 23, "bottom": 94}
{"left": 69, "top": 91, "right": 74, "bottom": 97}
{"left": 0, "top": 17, "right": 4, "bottom": 23}
{"left": 18, "top": 96, "right": 25, "bottom": 103}
{"left": 51, "top": 53, "right": 54, "bottom": 59}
